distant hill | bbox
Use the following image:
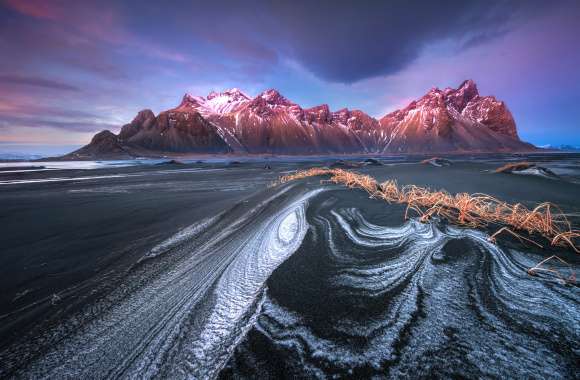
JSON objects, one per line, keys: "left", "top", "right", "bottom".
{"left": 538, "top": 144, "right": 580, "bottom": 151}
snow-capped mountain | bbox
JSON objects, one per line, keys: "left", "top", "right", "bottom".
{"left": 374, "top": 80, "right": 528, "bottom": 153}
{"left": 179, "top": 88, "right": 251, "bottom": 116}
{"left": 63, "top": 80, "right": 534, "bottom": 159}
{"left": 196, "top": 89, "right": 377, "bottom": 154}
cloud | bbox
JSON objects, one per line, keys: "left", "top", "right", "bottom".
{"left": 261, "top": 0, "right": 550, "bottom": 83}
{"left": 0, "top": 98, "right": 100, "bottom": 119}
{"left": 1, "top": 0, "right": 65, "bottom": 20}
{"left": 0, "top": 94, "right": 120, "bottom": 133}
{"left": 459, "top": 28, "right": 510, "bottom": 50}
{"left": 0, "top": 0, "right": 187, "bottom": 80}
{"left": 0, "top": 0, "right": 559, "bottom": 86}
{"left": 119, "top": 0, "right": 551, "bottom": 84}
{"left": 0, "top": 114, "right": 118, "bottom": 132}
{"left": 0, "top": 74, "right": 80, "bottom": 91}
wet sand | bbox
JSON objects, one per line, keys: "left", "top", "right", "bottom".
{"left": 0, "top": 155, "right": 578, "bottom": 378}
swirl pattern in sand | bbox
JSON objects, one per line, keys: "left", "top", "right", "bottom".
{"left": 2, "top": 185, "right": 322, "bottom": 378}
{"left": 220, "top": 192, "right": 579, "bottom": 379}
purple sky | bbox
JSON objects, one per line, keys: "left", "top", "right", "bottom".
{"left": 0, "top": 0, "right": 579, "bottom": 147}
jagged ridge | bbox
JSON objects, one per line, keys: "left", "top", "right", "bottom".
{"left": 63, "top": 80, "right": 534, "bottom": 159}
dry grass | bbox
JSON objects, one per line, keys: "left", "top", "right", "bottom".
{"left": 527, "top": 255, "right": 576, "bottom": 285}
{"left": 420, "top": 157, "right": 450, "bottom": 166}
{"left": 494, "top": 161, "right": 535, "bottom": 173}
{"left": 276, "top": 168, "right": 580, "bottom": 254}
{"left": 420, "top": 157, "right": 439, "bottom": 164}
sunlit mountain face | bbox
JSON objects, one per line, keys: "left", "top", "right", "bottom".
{"left": 0, "top": 0, "right": 579, "bottom": 149}
{"left": 64, "top": 80, "right": 535, "bottom": 159}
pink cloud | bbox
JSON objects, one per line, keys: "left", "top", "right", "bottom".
{"left": 3, "top": 0, "right": 188, "bottom": 64}
{"left": 3, "top": 0, "right": 66, "bottom": 20}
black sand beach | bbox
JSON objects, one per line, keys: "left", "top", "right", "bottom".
{"left": 0, "top": 154, "right": 579, "bottom": 378}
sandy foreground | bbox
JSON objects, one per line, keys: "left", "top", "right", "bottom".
{"left": 0, "top": 154, "right": 578, "bottom": 378}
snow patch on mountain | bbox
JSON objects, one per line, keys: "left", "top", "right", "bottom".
{"left": 182, "top": 88, "right": 251, "bottom": 116}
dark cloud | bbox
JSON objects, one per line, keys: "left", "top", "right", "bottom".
{"left": 0, "top": 0, "right": 553, "bottom": 85}
{"left": 122, "top": 0, "right": 551, "bottom": 83}
{"left": 0, "top": 74, "right": 80, "bottom": 91}
{"left": 260, "top": 0, "right": 549, "bottom": 83}
{"left": 460, "top": 28, "right": 511, "bottom": 50}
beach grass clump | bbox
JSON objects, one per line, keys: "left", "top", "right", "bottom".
{"left": 277, "top": 168, "right": 580, "bottom": 254}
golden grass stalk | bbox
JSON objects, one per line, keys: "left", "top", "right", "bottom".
{"left": 489, "top": 227, "right": 543, "bottom": 248}
{"left": 527, "top": 255, "right": 576, "bottom": 285}
{"left": 552, "top": 231, "right": 580, "bottom": 253}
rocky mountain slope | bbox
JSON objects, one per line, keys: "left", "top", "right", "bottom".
{"left": 374, "top": 80, "right": 526, "bottom": 153}
{"left": 63, "top": 80, "right": 534, "bottom": 159}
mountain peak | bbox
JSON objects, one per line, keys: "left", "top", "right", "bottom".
{"left": 178, "top": 88, "right": 251, "bottom": 115}
{"left": 258, "top": 89, "right": 292, "bottom": 105}
{"left": 91, "top": 130, "right": 117, "bottom": 143}
{"left": 207, "top": 88, "right": 250, "bottom": 101}
{"left": 458, "top": 79, "right": 478, "bottom": 94}
{"left": 378, "top": 78, "right": 524, "bottom": 152}
{"left": 134, "top": 109, "right": 155, "bottom": 121}
{"left": 180, "top": 93, "right": 204, "bottom": 107}
{"left": 445, "top": 79, "right": 480, "bottom": 111}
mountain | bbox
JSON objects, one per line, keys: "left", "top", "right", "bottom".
{"left": 62, "top": 80, "right": 534, "bottom": 159}
{"left": 374, "top": 80, "right": 529, "bottom": 153}
{"left": 117, "top": 107, "right": 231, "bottom": 154}
{"left": 69, "top": 130, "right": 133, "bottom": 159}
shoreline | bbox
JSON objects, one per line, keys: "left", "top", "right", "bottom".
{"left": 0, "top": 147, "right": 569, "bottom": 164}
